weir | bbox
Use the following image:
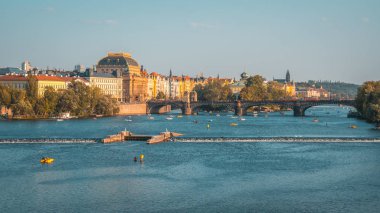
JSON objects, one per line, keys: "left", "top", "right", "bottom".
{"left": 175, "top": 137, "right": 380, "bottom": 143}
{"left": 0, "top": 138, "right": 99, "bottom": 143}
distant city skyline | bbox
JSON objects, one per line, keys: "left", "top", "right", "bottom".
{"left": 1, "top": 0, "right": 379, "bottom": 84}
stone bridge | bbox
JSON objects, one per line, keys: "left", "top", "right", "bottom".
{"left": 147, "top": 99, "right": 356, "bottom": 116}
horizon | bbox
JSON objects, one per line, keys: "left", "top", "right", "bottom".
{"left": 1, "top": 0, "right": 379, "bottom": 84}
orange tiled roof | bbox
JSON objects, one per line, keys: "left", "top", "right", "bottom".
{"left": 34, "top": 76, "right": 88, "bottom": 82}
{"left": 0, "top": 75, "right": 28, "bottom": 81}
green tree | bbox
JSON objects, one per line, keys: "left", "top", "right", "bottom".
{"left": 356, "top": 81, "right": 380, "bottom": 124}
{"left": 56, "top": 90, "right": 79, "bottom": 114}
{"left": 266, "top": 81, "right": 287, "bottom": 100}
{"left": 156, "top": 91, "right": 166, "bottom": 100}
{"left": 0, "top": 85, "right": 12, "bottom": 108}
{"left": 43, "top": 87, "right": 60, "bottom": 116}
{"left": 196, "top": 81, "right": 233, "bottom": 102}
{"left": 89, "top": 86, "right": 103, "bottom": 113}
{"left": 68, "top": 81, "right": 91, "bottom": 116}
{"left": 26, "top": 76, "right": 38, "bottom": 105}
{"left": 12, "top": 100, "right": 34, "bottom": 117}
{"left": 240, "top": 75, "right": 267, "bottom": 101}
{"left": 95, "top": 95, "right": 119, "bottom": 115}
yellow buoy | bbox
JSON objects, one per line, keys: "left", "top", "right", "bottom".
{"left": 140, "top": 154, "right": 144, "bottom": 161}
{"left": 207, "top": 124, "right": 210, "bottom": 129}
{"left": 40, "top": 157, "right": 54, "bottom": 164}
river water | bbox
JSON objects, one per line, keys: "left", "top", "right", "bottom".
{"left": 1, "top": 106, "right": 380, "bottom": 212}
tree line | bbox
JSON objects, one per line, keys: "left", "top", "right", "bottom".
{"left": 0, "top": 76, "right": 119, "bottom": 119}
{"left": 356, "top": 81, "right": 380, "bottom": 126}
{"left": 194, "top": 80, "right": 234, "bottom": 101}
{"left": 240, "top": 75, "right": 289, "bottom": 101}
{"left": 193, "top": 75, "right": 290, "bottom": 102}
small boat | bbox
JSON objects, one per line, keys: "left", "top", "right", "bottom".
{"left": 208, "top": 119, "right": 213, "bottom": 122}
{"left": 125, "top": 119, "right": 132, "bottom": 122}
{"left": 239, "top": 117, "right": 246, "bottom": 121}
{"left": 166, "top": 117, "right": 173, "bottom": 120}
{"left": 231, "top": 116, "right": 238, "bottom": 119}
{"left": 56, "top": 119, "right": 64, "bottom": 122}
{"left": 177, "top": 115, "right": 183, "bottom": 118}
{"left": 350, "top": 125, "right": 357, "bottom": 129}
{"left": 147, "top": 116, "right": 155, "bottom": 120}
{"left": 230, "top": 123, "right": 238, "bottom": 126}
{"left": 312, "top": 118, "right": 319, "bottom": 122}
{"left": 40, "top": 157, "right": 54, "bottom": 164}
{"left": 216, "top": 114, "right": 220, "bottom": 117}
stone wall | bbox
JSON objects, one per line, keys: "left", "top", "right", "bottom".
{"left": 118, "top": 103, "right": 147, "bottom": 115}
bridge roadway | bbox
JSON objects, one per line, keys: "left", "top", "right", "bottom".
{"left": 147, "top": 99, "right": 356, "bottom": 116}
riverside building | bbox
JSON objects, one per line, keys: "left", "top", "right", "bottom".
{"left": 96, "top": 52, "right": 148, "bottom": 103}
{"left": 84, "top": 69, "right": 123, "bottom": 102}
{"left": 0, "top": 75, "right": 89, "bottom": 97}
{"left": 273, "top": 70, "right": 296, "bottom": 97}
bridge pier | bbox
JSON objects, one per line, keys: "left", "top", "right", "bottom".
{"left": 293, "top": 105, "right": 305, "bottom": 116}
{"left": 235, "top": 100, "right": 244, "bottom": 116}
{"left": 182, "top": 102, "right": 192, "bottom": 115}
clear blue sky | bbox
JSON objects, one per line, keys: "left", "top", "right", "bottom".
{"left": 1, "top": 0, "right": 379, "bottom": 83}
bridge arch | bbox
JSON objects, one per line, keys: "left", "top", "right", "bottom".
{"left": 191, "top": 102, "right": 235, "bottom": 114}
{"left": 147, "top": 101, "right": 184, "bottom": 114}
{"left": 242, "top": 102, "right": 294, "bottom": 115}
{"left": 302, "top": 103, "right": 357, "bottom": 116}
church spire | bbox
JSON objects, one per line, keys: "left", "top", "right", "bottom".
{"left": 286, "top": 70, "right": 290, "bottom": 82}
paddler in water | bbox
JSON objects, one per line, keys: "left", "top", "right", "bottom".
{"left": 133, "top": 156, "right": 137, "bottom": 162}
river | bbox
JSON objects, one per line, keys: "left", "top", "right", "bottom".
{"left": 1, "top": 105, "right": 380, "bottom": 212}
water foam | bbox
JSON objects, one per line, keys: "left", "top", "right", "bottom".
{"left": 0, "top": 138, "right": 99, "bottom": 144}
{"left": 175, "top": 137, "right": 380, "bottom": 143}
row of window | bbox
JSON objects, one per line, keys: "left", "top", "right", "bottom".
{"left": 92, "top": 79, "right": 120, "bottom": 84}
{"left": 96, "top": 85, "right": 122, "bottom": 90}
{"left": 0, "top": 83, "right": 27, "bottom": 89}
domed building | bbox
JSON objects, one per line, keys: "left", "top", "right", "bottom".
{"left": 96, "top": 52, "right": 148, "bottom": 102}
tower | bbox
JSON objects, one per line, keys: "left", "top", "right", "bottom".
{"left": 286, "top": 70, "right": 290, "bottom": 82}
{"left": 169, "top": 69, "right": 173, "bottom": 99}
{"left": 21, "top": 61, "right": 32, "bottom": 72}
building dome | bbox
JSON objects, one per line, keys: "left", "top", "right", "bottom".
{"left": 98, "top": 52, "right": 139, "bottom": 67}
